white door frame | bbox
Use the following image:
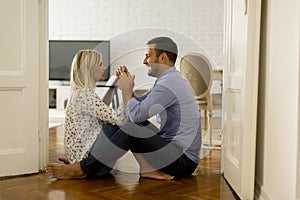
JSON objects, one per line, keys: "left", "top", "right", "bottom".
{"left": 297, "top": 1, "right": 300, "bottom": 197}
{"left": 297, "top": 3, "right": 300, "bottom": 196}
{"left": 38, "top": 0, "right": 49, "bottom": 171}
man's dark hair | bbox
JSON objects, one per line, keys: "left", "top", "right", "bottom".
{"left": 146, "top": 37, "right": 178, "bottom": 64}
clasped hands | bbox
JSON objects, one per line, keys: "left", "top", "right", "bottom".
{"left": 116, "top": 66, "right": 135, "bottom": 95}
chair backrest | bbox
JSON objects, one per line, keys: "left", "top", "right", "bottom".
{"left": 180, "top": 52, "right": 213, "bottom": 98}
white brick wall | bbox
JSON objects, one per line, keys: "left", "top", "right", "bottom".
{"left": 49, "top": 0, "right": 224, "bottom": 76}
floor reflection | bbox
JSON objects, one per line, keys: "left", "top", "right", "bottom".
{"left": 110, "top": 170, "right": 140, "bottom": 193}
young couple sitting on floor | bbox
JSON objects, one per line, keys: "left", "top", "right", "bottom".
{"left": 45, "top": 36, "right": 201, "bottom": 181}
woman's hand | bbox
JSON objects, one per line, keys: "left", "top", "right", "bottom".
{"left": 117, "top": 72, "right": 135, "bottom": 93}
{"left": 115, "top": 65, "right": 129, "bottom": 78}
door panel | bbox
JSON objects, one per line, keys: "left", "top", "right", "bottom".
{"left": 226, "top": 90, "right": 242, "bottom": 166}
{"left": 0, "top": 0, "right": 40, "bottom": 176}
{"left": 223, "top": 0, "right": 262, "bottom": 199}
{"left": 0, "top": 0, "right": 22, "bottom": 70}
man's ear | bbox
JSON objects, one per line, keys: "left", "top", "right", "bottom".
{"left": 160, "top": 52, "right": 169, "bottom": 63}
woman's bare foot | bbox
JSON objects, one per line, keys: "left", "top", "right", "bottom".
{"left": 58, "top": 156, "right": 70, "bottom": 164}
{"left": 140, "top": 170, "right": 174, "bottom": 181}
{"left": 45, "top": 162, "right": 86, "bottom": 179}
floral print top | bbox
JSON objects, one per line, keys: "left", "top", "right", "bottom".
{"left": 64, "top": 88, "right": 126, "bottom": 164}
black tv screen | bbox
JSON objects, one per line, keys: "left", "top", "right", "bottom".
{"left": 49, "top": 40, "right": 110, "bottom": 81}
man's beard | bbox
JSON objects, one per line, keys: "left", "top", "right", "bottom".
{"left": 147, "top": 58, "right": 160, "bottom": 77}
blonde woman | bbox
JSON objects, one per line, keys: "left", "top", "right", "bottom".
{"left": 62, "top": 49, "right": 126, "bottom": 165}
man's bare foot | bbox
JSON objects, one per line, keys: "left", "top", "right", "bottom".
{"left": 140, "top": 170, "right": 174, "bottom": 181}
{"left": 58, "top": 156, "right": 70, "bottom": 164}
{"left": 45, "top": 162, "right": 86, "bottom": 179}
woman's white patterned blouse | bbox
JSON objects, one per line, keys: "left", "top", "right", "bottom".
{"left": 64, "top": 88, "right": 126, "bottom": 164}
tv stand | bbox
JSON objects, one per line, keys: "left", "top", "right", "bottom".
{"left": 49, "top": 76, "right": 119, "bottom": 112}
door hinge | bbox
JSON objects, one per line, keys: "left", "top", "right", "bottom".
{"left": 244, "top": 0, "right": 248, "bottom": 15}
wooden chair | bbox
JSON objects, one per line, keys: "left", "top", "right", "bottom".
{"left": 180, "top": 52, "right": 213, "bottom": 145}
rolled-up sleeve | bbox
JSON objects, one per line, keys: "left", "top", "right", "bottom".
{"left": 126, "top": 84, "right": 176, "bottom": 123}
{"left": 133, "top": 88, "right": 152, "bottom": 102}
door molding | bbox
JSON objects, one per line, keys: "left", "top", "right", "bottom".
{"left": 38, "top": 0, "right": 49, "bottom": 171}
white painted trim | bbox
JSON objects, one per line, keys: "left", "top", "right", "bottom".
{"left": 254, "top": 180, "right": 273, "bottom": 200}
{"left": 297, "top": 0, "right": 300, "bottom": 197}
{"left": 38, "top": 0, "right": 49, "bottom": 171}
{"left": 221, "top": 0, "right": 232, "bottom": 175}
{"left": 0, "top": 148, "right": 26, "bottom": 155}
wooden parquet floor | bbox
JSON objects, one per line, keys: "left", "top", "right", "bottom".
{"left": 0, "top": 121, "right": 239, "bottom": 200}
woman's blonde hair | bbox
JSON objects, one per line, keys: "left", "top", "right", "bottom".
{"left": 70, "top": 49, "right": 102, "bottom": 89}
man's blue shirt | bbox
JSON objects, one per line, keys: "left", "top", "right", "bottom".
{"left": 126, "top": 66, "right": 201, "bottom": 163}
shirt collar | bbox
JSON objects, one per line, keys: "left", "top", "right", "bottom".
{"left": 156, "top": 66, "right": 176, "bottom": 81}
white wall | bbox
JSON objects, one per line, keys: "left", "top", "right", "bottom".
{"left": 256, "top": 0, "right": 300, "bottom": 199}
{"left": 49, "top": 0, "right": 224, "bottom": 75}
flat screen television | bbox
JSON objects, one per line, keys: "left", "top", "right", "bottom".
{"left": 49, "top": 40, "right": 110, "bottom": 81}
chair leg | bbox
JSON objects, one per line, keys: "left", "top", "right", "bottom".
{"left": 203, "top": 110, "right": 207, "bottom": 130}
{"left": 208, "top": 111, "right": 212, "bottom": 146}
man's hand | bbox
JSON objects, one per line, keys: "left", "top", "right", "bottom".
{"left": 117, "top": 72, "right": 135, "bottom": 92}
{"left": 116, "top": 65, "right": 129, "bottom": 78}
{"left": 117, "top": 72, "right": 135, "bottom": 106}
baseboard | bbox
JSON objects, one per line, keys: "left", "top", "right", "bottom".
{"left": 49, "top": 109, "right": 66, "bottom": 119}
{"left": 254, "top": 179, "right": 273, "bottom": 200}
{"left": 49, "top": 122, "right": 62, "bottom": 129}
